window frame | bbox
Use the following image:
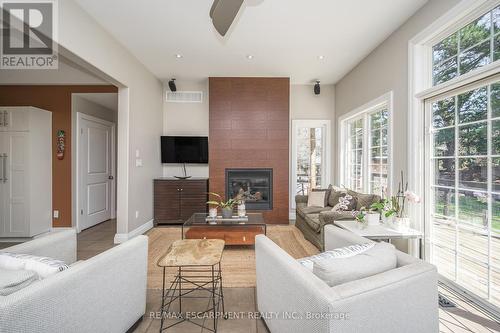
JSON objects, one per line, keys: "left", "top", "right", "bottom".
{"left": 338, "top": 91, "right": 393, "bottom": 196}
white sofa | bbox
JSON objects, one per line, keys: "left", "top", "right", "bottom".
{"left": 256, "top": 224, "right": 438, "bottom": 333}
{"left": 0, "top": 229, "right": 148, "bottom": 333}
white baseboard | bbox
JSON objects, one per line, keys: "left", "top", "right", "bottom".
{"left": 289, "top": 212, "right": 296, "bottom": 220}
{"left": 113, "top": 219, "right": 153, "bottom": 244}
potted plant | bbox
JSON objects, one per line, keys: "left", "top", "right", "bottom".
{"left": 353, "top": 208, "right": 367, "bottom": 229}
{"left": 386, "top": 172, "right": 421, "bottom": 230}
{"left": 207, "top": 192, "right": 238, "bottom": 219}
{"left": 366, "top": 202, "right": 384, "bottom": 225}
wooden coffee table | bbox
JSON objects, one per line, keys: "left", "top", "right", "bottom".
{"left": 182, "top": 213, "right": 266, "bottom": 245}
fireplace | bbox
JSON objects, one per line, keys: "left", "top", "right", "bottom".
{"left": 226, "top": 169, "right": 273, "bottom": 210}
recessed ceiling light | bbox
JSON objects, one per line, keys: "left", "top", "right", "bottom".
{"left": 175, "top": 54, "right": 183, "bottom": 59}
{"left": 318, "top": 55, "right": 325, "bottom": 60}
{"left": 246, "top": 55, "right": 254, "bottom": 60}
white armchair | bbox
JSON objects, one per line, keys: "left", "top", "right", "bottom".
{"left": 0, "top": 229, "right": 148, "bottom": 333}
{"left": 255, "top": 224, "right": 438, "bottom": 333}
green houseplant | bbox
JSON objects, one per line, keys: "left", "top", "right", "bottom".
{"left": 207, "top": 192, "right": 238, "bottom": 219}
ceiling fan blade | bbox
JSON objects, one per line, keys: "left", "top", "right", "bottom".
{"left": 210, "top": 0, "right": 244, "bottom": 36}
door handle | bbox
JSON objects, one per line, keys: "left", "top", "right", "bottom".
{"left": 2, "top": 153, "right": 6, "bottom": 183}
{"left": 108, "top": 175, "right": 114, "bottom": 180}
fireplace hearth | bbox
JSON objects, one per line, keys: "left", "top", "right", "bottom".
{"left": 226, "top": 169, "right": 273, "bottom": 210}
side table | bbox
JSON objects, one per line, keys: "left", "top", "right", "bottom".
{"left": 157, "top": 239, "right": 226, "bottom": 332}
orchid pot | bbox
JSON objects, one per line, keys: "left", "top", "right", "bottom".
{"left": 365, "top": 212, "right": 380, "bottom": 226}
{"left": 221, "top": 207, "right": 233, "bottom": 219}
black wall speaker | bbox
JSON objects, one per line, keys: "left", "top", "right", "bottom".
{"left": 314, "top": 81, "right": 320, "bottom": 95}
{"left": 168, "top": 79, "right": 177, "bottom": 92}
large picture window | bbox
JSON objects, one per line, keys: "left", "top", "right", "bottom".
{"left": 341, "top": 97, "right": 391, "bottom": 196}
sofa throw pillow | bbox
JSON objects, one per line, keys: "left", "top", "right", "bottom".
{"left": 297, "top": 242, "right": 375, "bottom": 271}
{"left": 347, "top": 190, "right": 381, "bottom": 210}
{"left": 331, "top": 193, "right": 357, "bottom": 211}
{"left": 312, "top": 242, "right": 397, "bottom": 287}
{"left": 0, "top": 267, "right": 38, "bottom": 296}
{"left": 307, "top": 191, "right": 326, "bottom": 208}
{"left": 328, "top": 188, "right": 347, "bottom": 207}
{"left": 311, "top": 185, "right": 332, "bottom": 207}
{"left": 0, "top": 252, "right": 69, "bottom": 279}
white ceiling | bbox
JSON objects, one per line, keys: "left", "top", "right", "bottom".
{"left": 76, "top": 0, "right": 428, "bottom": 84}
{"left": 78, "top": 93, "right": 118, "bottom": 112}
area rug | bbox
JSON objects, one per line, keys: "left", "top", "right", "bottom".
{"left": 146, "top": 225, "right": 318, "bottom": 289}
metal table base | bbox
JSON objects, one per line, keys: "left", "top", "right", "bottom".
{"left": 160, "top": 262, "right": 226, "bottom": 332}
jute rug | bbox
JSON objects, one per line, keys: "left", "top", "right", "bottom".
{"left": 146, "top": 225, "right": 319, "bottom": 289}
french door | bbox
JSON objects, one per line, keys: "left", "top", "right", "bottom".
{"left": 291, "top": 120, "right": 331, "bottom": 209}
{"left": 425, "top": 74, "right": 500, "bottom": 308}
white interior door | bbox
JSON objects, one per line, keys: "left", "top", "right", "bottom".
{"left": 291, "top": 120, "right": 331, "bottom": 211}
{"left": 78, "top": 114, "right": 114, "bottom": 231}
{"left": 0, "top": 131, "right": 29, "bottom": 236}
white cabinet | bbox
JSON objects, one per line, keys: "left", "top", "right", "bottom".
{"left": 0, "top": 107, "right": 52, "bottom": 237}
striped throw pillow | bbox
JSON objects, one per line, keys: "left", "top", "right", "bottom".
{"left": 298, "top": 243, "right": 375, "bottom": 271}
{"left": 0, "top": 252, "right": 69, "bottom": 279}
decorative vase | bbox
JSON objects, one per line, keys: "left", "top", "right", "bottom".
{"left": 222, "top": 207, "right": 233, "bottom": 219}
{"left": 208, "top": 207, "right": 218, "bottom": 218}
{"left": 237, "top": 202, "right": 246, "bottom": 217}
{"left": 366, "top": 213, "right": 380, "bottom": 226}
{"left": 393, "top": 217, "right": 410, "bottom": 231}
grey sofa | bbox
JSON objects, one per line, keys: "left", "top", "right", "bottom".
{"left": 256, "top": 225, "right": 439, "bottom": 333}
{"left": 295, "top": 189, "right": 380, "bottom": 250}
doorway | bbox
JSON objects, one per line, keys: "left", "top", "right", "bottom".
{"left": 290, "top": 119, "right": 331, "bottom": 210}
{"left": 75, "top": 111, "right": 116, "bottom": 232}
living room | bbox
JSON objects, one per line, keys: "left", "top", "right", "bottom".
{"left": 0, "top": 0, "right": 499, "bottom": 332}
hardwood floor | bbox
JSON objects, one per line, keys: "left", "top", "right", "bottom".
{"left": 71, "top": 219, "right": 499, "bottom": 332}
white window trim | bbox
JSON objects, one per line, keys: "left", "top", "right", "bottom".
{"left": 408, "top": 0, "right": 500, "bottom": 255}
{"left": 290, "top": 119, "right": 331, "bottom": 218}
{"left": 338, "top": 91, "right": 394, "bottom": 195}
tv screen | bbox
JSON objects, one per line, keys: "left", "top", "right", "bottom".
{"left": 161, "top": 136, "right": 208, "bottom": 164}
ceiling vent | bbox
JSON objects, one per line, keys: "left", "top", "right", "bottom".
{"left": 166, "top": 91, "right": 203, "bottom": 103}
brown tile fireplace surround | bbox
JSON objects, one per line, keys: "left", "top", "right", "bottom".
{"left": 209, "top": 77, "right": 289, "bottom": 224}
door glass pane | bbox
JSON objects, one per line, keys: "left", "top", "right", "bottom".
{"left": 457, "top": 256, "right": 489, "bottom": 299}
{"left": 491, "top": 83, "right": 500, "bottom": 118}
{"left": 433, "top": 159, "right": 455, "bottom": 187}
{"left": 493, "top": 120, "right": 500, "bottom": 155}
{"left": 458, "top": 158, "right": 488, "bottom": 190}
{"left": 458, "top": 87, "right": 487, "bottom": 123}
{"left": 433, "top": 245, "right": 456, "bottom": 281}
{"left": 459, "top": 122, "right": 488, "bottom": 156}
{"left": 434, "top": 128, "right": 455, "bottom": 156}
{"left": 458, "top": 190, "right": 488, "bottom": 227}
{"left": 432, "top": 97, "right": 455, "bottom": 128}
{"left": 493, "top": 193, "right": 500, "bottom": 234}
{"left": 295, "top": 126, "right": 325, "bottom": 195}
{"left": 433, "top": 187, "right": 456, "bottom": 218}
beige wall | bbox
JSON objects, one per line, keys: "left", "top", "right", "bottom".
{"left": 334, "top": 0, "right": 460, "bottom": 187}
{"left": 162, "top": 80, "right": 209, "bottom": 178}
{"left": 58, "top": 0, "right": 164, "bottom": 235}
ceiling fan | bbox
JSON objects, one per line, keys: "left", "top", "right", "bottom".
{"left": 210, "top": 0, "right": 245, "bottom": 36}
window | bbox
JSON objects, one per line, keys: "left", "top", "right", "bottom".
{"left": 427, "top": 77, "right": 500, "bottom": 307}
{"left": 340, "top": 95, "right": 391, "bottom": 196}
{"left": 432, "top": 5, "right": 500, "bottom": 85}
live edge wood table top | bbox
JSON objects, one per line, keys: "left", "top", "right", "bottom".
{"left": 157, "top": 239, "right": 225, "bottom": 267}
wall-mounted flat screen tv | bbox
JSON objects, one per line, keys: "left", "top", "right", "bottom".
{"left": 161, "top": 136, "right": 209, "bottom": 164}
